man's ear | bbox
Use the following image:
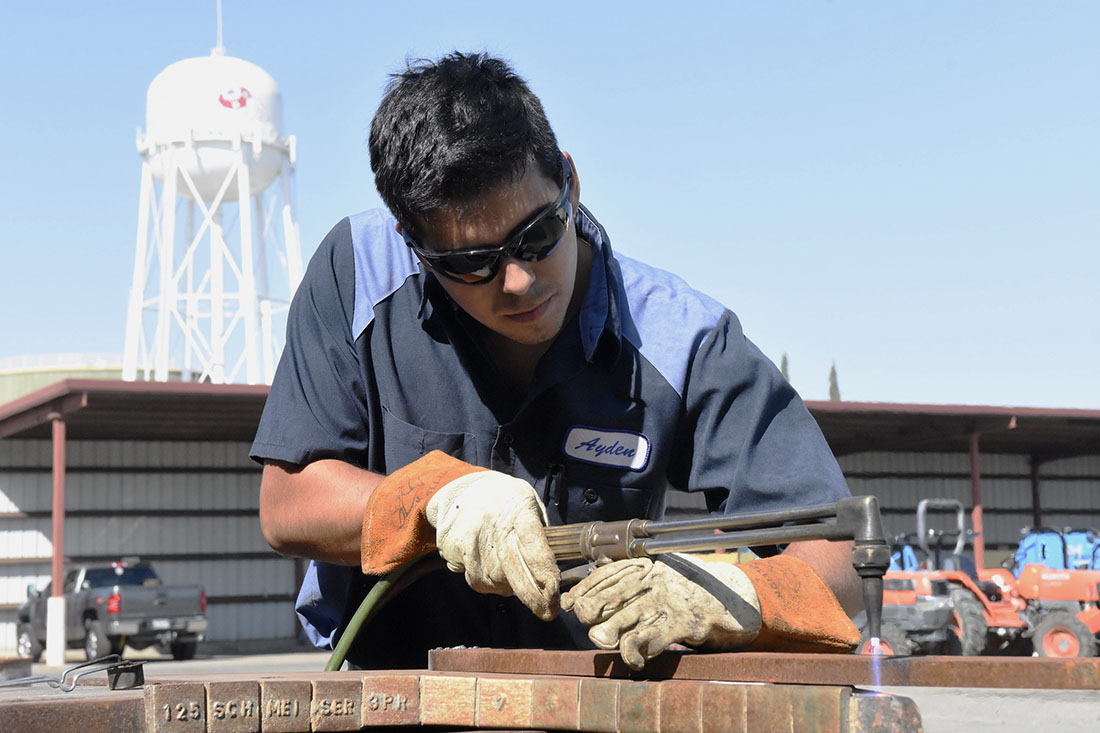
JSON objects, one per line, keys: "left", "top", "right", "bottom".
{"left": 563, "top": 150, "right": 580, "bottom": 210}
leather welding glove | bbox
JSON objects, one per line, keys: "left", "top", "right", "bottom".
{"left": 562, "top": 553, "right": 860, "bottom": 670}
{"left": 360, "top": 450, "right": 559, "bottom": 621}
{"left": 424, "top": 470, "right": 560, "bottom": 620}
{"left": 561, "top": 553, "right": 760, "bottom": 670}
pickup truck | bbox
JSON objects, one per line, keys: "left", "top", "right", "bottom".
{"left": 17, "top": 561, "right": 207, "bottom": 661}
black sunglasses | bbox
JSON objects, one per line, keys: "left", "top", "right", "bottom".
{"left": 402, "top": 155, "right": 574, "bottom": 284}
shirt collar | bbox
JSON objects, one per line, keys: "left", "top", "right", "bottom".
{"left": 576, "top": 204, "right": 624, "bottom": 364}
{"left": 416, "top": 261, "right": 434, "bottom": 320}
{"left": 417, "top": 260, "right": 456, "bottom": 323}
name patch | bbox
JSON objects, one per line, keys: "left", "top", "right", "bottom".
{"left": 563, "top": 426, "right": 650, "bottom": 471}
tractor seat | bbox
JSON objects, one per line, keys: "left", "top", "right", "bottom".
{"left": 952, "top": 554, "right": 1001, "bottom": 600}
{"left": 977, "top": 580, "right": 1002, "bottom": 601}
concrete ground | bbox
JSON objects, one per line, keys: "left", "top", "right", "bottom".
{"left": 868, "top": 685, "right": 1099, "bottom": 733}
{"left": 26, "top": 648, "right": 1100, "bottom": 733}
{"left": 30, "top": 644, "right": 331, "bottom": 677}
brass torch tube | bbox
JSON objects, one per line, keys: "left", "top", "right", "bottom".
{"left": 635, "top": 522, "right": 853, "bottom": 557}
{"left": 633, "top": 502, "right": 840, "bottom": 536}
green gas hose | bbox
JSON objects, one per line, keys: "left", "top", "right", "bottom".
{"left": 324, "top": 554, "right": 441, "bottom": 671}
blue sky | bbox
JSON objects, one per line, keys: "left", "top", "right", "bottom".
{"left": 1, "top": 2, "right": 1096, "bottom": 408}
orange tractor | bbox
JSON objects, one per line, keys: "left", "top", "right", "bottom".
{"left": 856, "top": 499, "right": 1027, "bottom": 656}
{"left": 1008, "top": 527, "right": 1100, "bottom": 658}
{"left": 862, "top": 499, "right": 1100, "bottom": 658}
{"left": 892, "top": 499, "right": 1027, "bottom": 656}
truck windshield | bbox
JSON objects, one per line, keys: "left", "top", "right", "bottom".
{"left": 83, "top": 565, "right": 159, "bottom": 588}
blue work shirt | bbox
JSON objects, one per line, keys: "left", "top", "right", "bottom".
{"left": 251, "top": 204, "right": 850, "bottom": 667}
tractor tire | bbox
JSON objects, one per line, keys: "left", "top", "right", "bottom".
{"left": 16, "top": 622, "right": 43, "bottom": 662}
{"left": 83, "top": 619, "right": 122, "bottom": 661}
{"left": 945, "top": 588, "right": 988, "bottom": 656}
{"left": 859, "top": 622, "right": 910, "bottom": 656}
{"left": 1032, "top": 611, "right": 1098, "bottom": 658}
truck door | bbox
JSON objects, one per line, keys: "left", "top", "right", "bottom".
{"left": 63, "top": 570, "right": 82, "bottom": 642}
{"left": 30, "top": 581, "right": 51, "bottom": 633}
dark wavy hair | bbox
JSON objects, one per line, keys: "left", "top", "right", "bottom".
{"left": 368, "top": 52, "right": 562, "bottom": 239}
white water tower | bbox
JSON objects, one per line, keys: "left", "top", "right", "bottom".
{"left": 123, "top": 50, "right": 303, "bottom": 384}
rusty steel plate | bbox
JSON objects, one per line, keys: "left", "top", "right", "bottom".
{"left": 259, "top": 679, "right": 311, "bottom": 733}
{"left": 428, "top": 648, "right": 1100, "bottom": 690}
{"left": 0, "top": 669, "right": 925, "bottom": 732}
{"left": 849, "top": 690, "right": 924, "bottom": 733}
{"left": 0, "top": 656, "right": 33, "bottom": 681}
{"left": 204, "top": 680, "right": 259, "bottom": 733}
{"left": 360, "top": 673, "right": 421, "bottom": 727}
{"left": 0, "top": 684, "right": 144, "bottom": 732}
{"left": 145, "top": 681, "right": 207, "bottom": 732}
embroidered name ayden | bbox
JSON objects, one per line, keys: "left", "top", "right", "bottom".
{"left": 563, "top": 426, "right": 651, "bottom": 471}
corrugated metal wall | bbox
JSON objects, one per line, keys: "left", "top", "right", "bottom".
{"left": 0, "top": 439, "right": 298, "bottom": 652}
{"left": 5, "top": 432, "right": 1096, "bottom": 652}
{"left": 838, "top": 452, "right": 1100, "bottom": 562}
{"left": 1033, "top": 454, "right": 1100, "bottom": 531}
{"left": 664, "top": 451, "right": 1100, "bottom": 564}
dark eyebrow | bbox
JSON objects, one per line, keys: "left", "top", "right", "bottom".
{"left": 415, "top": 153, "right": 572, "bottom": 254}
{"left": 426, "top": 192, "right": 559, "bottom": 255}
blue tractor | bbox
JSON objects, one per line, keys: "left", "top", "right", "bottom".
{"left": 1010, "top": 527, "right": 1100, "bottom": 576}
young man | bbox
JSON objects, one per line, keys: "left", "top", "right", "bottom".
{"left": 253, "top": 52, "right": 861, "bottom": 670}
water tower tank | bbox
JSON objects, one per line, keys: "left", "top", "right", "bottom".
{"left": 143, "top": 53, "right": 284, "bottom": 201}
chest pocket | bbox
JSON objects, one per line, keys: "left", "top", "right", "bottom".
{"left": 551, "top": 461, "right": 663, "bottom": 525}
{"left": 381, "top": 407, "right": 479, "bottom": 473}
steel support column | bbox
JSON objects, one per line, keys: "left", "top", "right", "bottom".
{"left": 45, "top": 412, "right": 67, "bottom": 666}
{"left": 969, "top": 432, "right": 985, "bottom": 570}
{"left": 1030, "top": 455, "right": 1043, "bottom": 527}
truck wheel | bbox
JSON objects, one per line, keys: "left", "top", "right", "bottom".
{"left": 17, "top": 623, "right": 43, "bottom": 662}
{"left": 170, "top": 640, "right": 198, "bottom": 661}
{"left": 1033, "top": 611, "right": 1098, "bottom": 658}
{"left": 945, "top": 588, "right": 988, "bottom": 656}
{"left": 83, "top": 619, "right": 121, "bottom": 661}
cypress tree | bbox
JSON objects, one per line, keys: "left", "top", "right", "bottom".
{"left": 829, "top": 362, "right": 841, "bottom": 401}
{"left": 780, "top": 353, "right": 789, "bottom": 381}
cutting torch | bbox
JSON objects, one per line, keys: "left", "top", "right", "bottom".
{"left": 544, "top": 494, "right": 891, "bottom": 644}
{"left": 327, "top": 494, "right": 891, "bottom": 670}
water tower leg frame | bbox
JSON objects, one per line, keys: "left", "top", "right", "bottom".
{"left": 211, "top": 207, "right": 227, "bottom": 382}
{"left": 153, "top": 152, "right": 179, "bottom": 382}
{"left": 235, "top": 159, "right": 262, "bottom": 384}
{"left": 123, "top": 137, "right": 300, "bottom": 385}
{"left": 123, "top": 160, "right": 155, "bottom": 381}
{"left": 281, "top": 166, "right": 303, "bottom": 291}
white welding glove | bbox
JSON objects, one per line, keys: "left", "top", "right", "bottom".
{"left": 425, "top": 471, "right": 560, "bottom": 621}
{"left": 561, "top": 553, "right": 761, "bottom": 670}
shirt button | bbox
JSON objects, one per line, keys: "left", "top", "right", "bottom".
{"left": 496, "top": 602, "right": 509, "bottom": 615}
{"left": 501, "top": 433, "right": 513, "bottom": 445}
{"left": 583, "top": 488, "right": 599, "bottom": 504}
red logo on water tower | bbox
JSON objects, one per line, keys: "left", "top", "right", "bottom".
{"left": 218, "top": 87, "right": 251, "bottom": 109}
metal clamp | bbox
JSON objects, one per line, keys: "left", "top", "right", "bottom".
{"left": 0, "top": 655, "right": 144, "bottom": 692}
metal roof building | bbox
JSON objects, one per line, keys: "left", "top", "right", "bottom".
{"left": 0, "top": 380, "right": 294, "bottom": 653}
{"left": 0, "top": 379, "right": 1097, "bottom": 652}
{"left": 808, "top": 400, "right": 1100, "bottom": 569}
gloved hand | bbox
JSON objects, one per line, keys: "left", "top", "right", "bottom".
{"left": 425, "top": 471, "right": 559, "bottom": 620}
{"left": 360, "top": 451, "right": 559, "bottom": 621}
{"left": 562, "top": 553, "right": 860, "bottom": 670}
{"left": 561, "top": 553, "right": 760, "bottom": 670}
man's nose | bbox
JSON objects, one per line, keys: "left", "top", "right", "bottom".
{"left": 499, "top": 257, "right": 535, "bottom": 294}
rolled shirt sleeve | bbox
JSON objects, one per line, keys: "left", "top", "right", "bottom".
{"left": 251, "top": 219, "right": 371, "bottom": 467}
{"left": 672, "top": 310, "right": 850, "bottom": 519}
